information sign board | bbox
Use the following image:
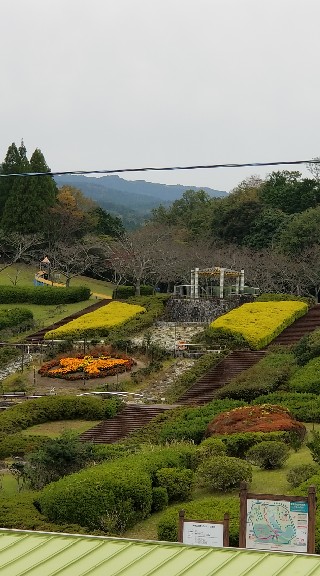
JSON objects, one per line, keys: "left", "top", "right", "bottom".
{"left": 239, "top": 483, "right": 316, "bottom": 554}
{"left": 178, "top": 510, "right": 229, "bottom": 547}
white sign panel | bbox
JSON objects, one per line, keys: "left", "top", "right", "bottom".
{"left": 182, "top": 521, "right": 224, "bottom": 547}
{"left": 246, "top": 498, "right": 308, "bottom": 553}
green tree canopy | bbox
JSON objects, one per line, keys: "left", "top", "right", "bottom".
{"left": 259, "top": 170, "right": 320, "bottom": 214}
{"left": 276, "top": 205, "right": 320, "bottom": 255}
{"left": 151, "top": 189, "right": 216, "bottom": 237}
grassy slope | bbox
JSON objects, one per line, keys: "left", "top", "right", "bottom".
{"left": 124, "top": 423, "right": 319, "bottom": 541}
{"left": 0, "top": 264, "right": 114, "bottom": 336}
{"left": 22, "top": 420, "right": 101, "bottom": 438}
{"left": 0, "top": 263, "right": 114, "bottom": 298}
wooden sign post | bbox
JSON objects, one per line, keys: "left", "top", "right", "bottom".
{"left": 239, "top": 482, "right": 316, "bottom": 554}
{"left": 178, "top": 510, "right": 229, "bottom": 547}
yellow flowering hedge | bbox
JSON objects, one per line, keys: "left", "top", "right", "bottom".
{"left": 44, "top": 301, "right": 146, "bottom": 340}
{"left": 210, "top": 301, "right": 308, "bottom": 350}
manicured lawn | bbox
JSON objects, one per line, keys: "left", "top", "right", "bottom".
{"left": 22, "top": 420, "right": 101, "bottom": 438}
{"left": 0, "top": 263, "right": 114, "bottom": 298}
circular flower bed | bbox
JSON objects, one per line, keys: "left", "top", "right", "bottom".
{"left": 38, "top": 354, "right": 136, "bottom": 380}
{"left": 206, "top": 404, "right": 306, "bottom": 439}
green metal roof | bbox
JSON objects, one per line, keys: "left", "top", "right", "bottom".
{"left": 0, "top": 529, "right": 320, "bottom": 575}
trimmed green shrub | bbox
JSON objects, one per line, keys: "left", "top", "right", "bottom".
{"left": 156, "top": 467, "right": 194, "bottom": 502}
{"left": 307, "top": 431, "right": 320, "bottom": 465}
{"left": 0, "top": 491, "right": 99, "bottom": 535}
{"left": 157, "top": 496, "right": 240, "bottom": 546}
{"left": 195, "top": 437, "right": 227, "bottom": 464}
{"left": 287, "top": 464, "right": 319, "bottom": 488}
{"left": 197, "top": 456, "right": 252, "bottom": 492}
{"left": 253, "top": 392, "right": 320, "bottom": 423}
{"left": 151, "top": 487, "right": 169, "bottom": 512}
{"left": 0, "top": 433, "right": 48, "bottom": 459}
{"left": 112, "top": 285, "right": 154, "bottom": 299}
{"left": 166, "top": 352, "right": 228, "bottom": 403}
{"left": 0, "top": 396, "right": 121, "bottom": 436}
{"left": 246, "top": 441, "right": 290, "bottom": 469}
{"left": 39, "top": 446, "right": 196, "bottom": 532}
{"left": 215, "top": 351, "right": 296, "bottom": 401}
{"left": 288, "top": 357, "right": 320, "bottom": 394}
{"left": 293, "top": 329, "right": 320, "bottom": 366}
{"left": 0, "top": 285, "right": 91, "bottom": 304}
{"left": 218, "top": 431, "right": 293, "bottom": 458}
{"left": 0, "top": 308, "right": 33, "bottom": 331}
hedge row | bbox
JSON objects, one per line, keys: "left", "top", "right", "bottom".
{"left": 0, "top": 396, "right": 121, "bottom": 436}
{"left": 112, "top": 285, "right": 154, "bottom": 299}
{"left": 127, "top": 399, "right": 244, "bottom": 445}
{"left": 217, "top": 431, "right": 298, "bottom": 457}
{"left": 45, "top": 301, "right": 146, "bottom": 340}
{"left": 288, "top": 357, "right": 320, "bottom": 394}
{"left": 0, "top": 433, "right": 48, "bottom": 459}
{"left": 0, "top": 491, "right": 98, "bottom": 535}
{"left": 0, "top": 308, "right": 34, "bottom": 331}
{"left": 39, "top": 445, "right": 196, "bottom": 532}
{"left": 165, "top": 352, "right": 228, "bottom": 403}
{"left": 209, "top": 301, "right": 308, "bottom": 349}
{"left": 293, "top": 329, "right": 320, "bottom": 366}
{"left": 0, "top": 285, "right": 91, "bottom": 304}
{"left": 215, "top": 351, "right": 296, "bottom": 401}
{"left": 253, "top": 392, "right": 320, "bottom": 422}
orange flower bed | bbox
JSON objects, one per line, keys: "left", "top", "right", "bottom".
{"left": 206, "top": 404, "right": 306, "bottom": 438}
{"left": 38, "top": 354, "right": 136, "bottom": 380}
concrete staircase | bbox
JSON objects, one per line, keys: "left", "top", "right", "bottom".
{"left": 178, "top": 350, "right": 266, "bottom": 405}
{"left": 79, "top": 404, "right": 175, "bottom": 444}
{"left": 270, "top": 305, "right": 320, "bottom": 346}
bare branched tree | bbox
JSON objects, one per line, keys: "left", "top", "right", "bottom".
{"left": 49, "top": 237, "right": 100, "bottom": 288}
{"left": 0, "top": 232, "right": 44, "bottom": 273}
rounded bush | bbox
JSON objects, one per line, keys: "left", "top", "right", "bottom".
{"left": 156, "top": 467, "right": 194, "bottom": 502}
{"left": 195, "top": 438, "right": 226, "bottom": 465}
{"left": 246, "top": 441, "right": 289, "bottom": 469}
{"left": 151, "top": 487, "right": 169, "bottom": 512}
{"left": 197, "top": 456, "right": 252, "bottom": 492}
{"left": 287, "top": 464, "right": 319, "bottom": 488}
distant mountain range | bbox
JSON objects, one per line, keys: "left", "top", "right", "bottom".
{"left": 54, "top": 174, "right": 227, "bottom": 229}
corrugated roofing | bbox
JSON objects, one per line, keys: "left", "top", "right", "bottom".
{"left": 0, "top": 529, "right": 320, "bottom": 576}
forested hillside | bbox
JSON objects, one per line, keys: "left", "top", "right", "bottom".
{"left": 54, "top": 174, "right": 226, "bottom": 229}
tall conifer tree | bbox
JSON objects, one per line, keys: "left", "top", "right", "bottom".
{"left": 1, "top": 144, "right": 57, "bottom": 234}
{"left": 0, "top": 141, "right": 29, "bottom": 218}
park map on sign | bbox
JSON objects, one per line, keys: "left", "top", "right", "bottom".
{"left": 246, "top": 499, "right": 308, "bottom": 553}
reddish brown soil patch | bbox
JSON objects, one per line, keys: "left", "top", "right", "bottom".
{"left": 206, "top": 404, "right": 306, "bottom": 439}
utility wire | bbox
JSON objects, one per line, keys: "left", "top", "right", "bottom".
{"left": 0, "top": 158, "right": 319, "bottom": 178}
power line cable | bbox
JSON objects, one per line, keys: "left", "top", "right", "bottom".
{"left": 0, "top": 158, "right": 319, "bottom": 178}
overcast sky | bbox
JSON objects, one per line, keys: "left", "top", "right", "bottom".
{"left": 1, "top": 0, "right": 319, "bottom": 192}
